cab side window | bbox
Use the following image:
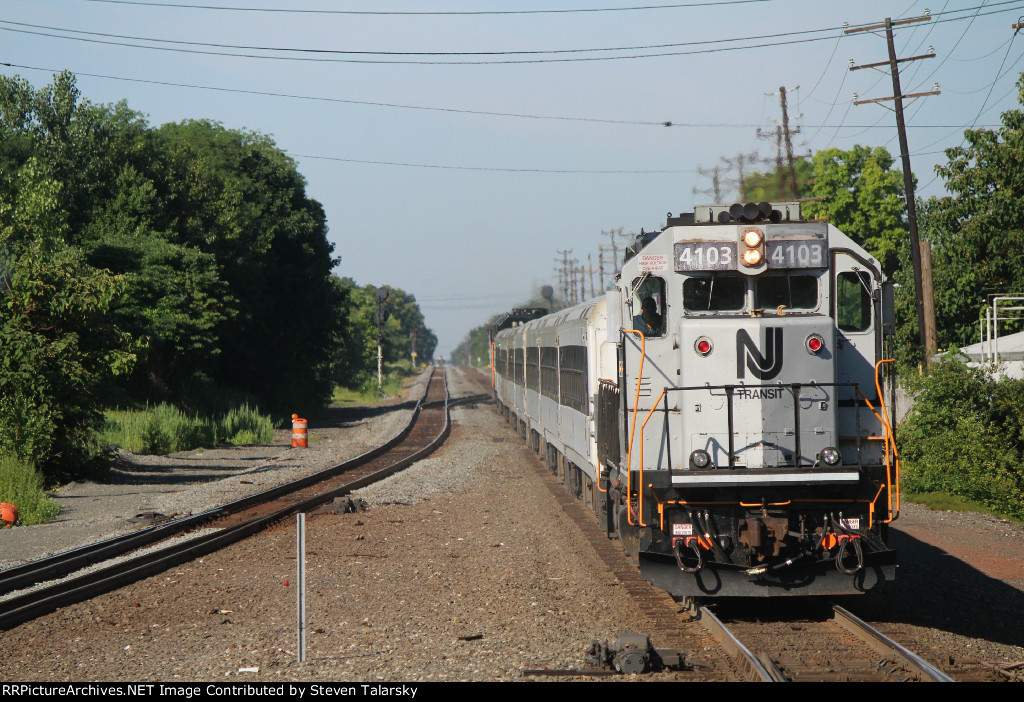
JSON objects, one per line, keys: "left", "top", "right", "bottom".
{"left": 836, "top": 271, "right": 872, "bottom": 332}
{"left": 630, "top": 276, "right": 666, "bottom": 338}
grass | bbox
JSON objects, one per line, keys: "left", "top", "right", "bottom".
{"left": 97, "top": 402, "right": 276, "bottom": 455}
{"left": 332, "top": 373, "right": 407, "bottom": 406}
{"left": 0, "top": 454, "right": 60, "bottom": 525}
{"left": 902, "top": 491, "right": 1021, "bottom": 522}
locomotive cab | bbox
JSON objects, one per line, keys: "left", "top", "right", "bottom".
{"left": 611, "top": 202, "right": 898, "bottom": 597}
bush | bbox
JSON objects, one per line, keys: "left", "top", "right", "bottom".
{"left": 0, "top": 454, "right": 61, "bottom": 525}
{"left": 98, "top": 402, "right": 275, "bottom": 454}
{"left": 220, "top": 404, "right": 275, "bottom": 445}
{"left": 898, "top": 357, "right": 1024, "bottom": 519}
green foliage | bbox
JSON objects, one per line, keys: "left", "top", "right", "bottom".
{"left": 0, "top": 454, "right": 61, "bottom": 525}
{"left": 219, "top": 404, "right": 276, "bottom": 446}
{"left": 0, "top": 157, "right": 136, "bottom": 482}
{"left": 0, "top": 71, "right": 435, "bottom": 481}
{"left": 741, "top": 157, "right": 814, "bottom": 202}
{"left": 452, "top": 313, "right": 503, "bottom": 368}
{"left": 903, "top": 491, "right": 1015, "bottom": 520}
{"left": 98, "top": 402, "right": 275, "bottom": 454}
{"left": 918, "top": 74, "right": 1024, "bottom": 352}
{"left": 334, "top": 278, "right": 437, "bottom": 388}
{"left": 898, "top": 358, "right": 1024, "bottom": 520}
{"left": 803, "top": 145, "right": 907, "bottom": 276}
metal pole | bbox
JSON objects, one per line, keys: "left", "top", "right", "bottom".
{"left": 297, "top": 513, "right": 306, "bottom": 664}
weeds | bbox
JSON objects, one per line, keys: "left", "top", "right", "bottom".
{"left": 0, "top": 454, "right": 60, "bottom": 525}
{"left": 98, "top": 403, "right": 276, "bottom": 455}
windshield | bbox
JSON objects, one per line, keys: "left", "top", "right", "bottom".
{"left": 683, "top": 274, "right": 746, "bottom": 312}
{"left": 756, "top": 274, "right": 819, "bottom": 310}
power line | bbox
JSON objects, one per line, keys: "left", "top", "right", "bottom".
{"left": 287, "top": 153, "right": 699, "bottom": 173}
{"left": 1, "top": 59, "right": 1002, "bottom": 130}
{"left": 5, "top": 4, "right": 1024, "bottom": 65}
{"left": 78, "top": 0, "right": 778, "bottom": 15}
{"left": 0, "top": 17, "right": 856, "bottom": 57}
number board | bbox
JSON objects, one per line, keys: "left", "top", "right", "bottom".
{"left": 674, "top": 242, "right": 736, "bottom": 271}
{"left": 766, "top": 240, "right": 827, "bottom": 269}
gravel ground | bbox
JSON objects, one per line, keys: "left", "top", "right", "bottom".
{"left": 0, "top": 372, "right": 429, "bottom": 571}
{"left": 1, "top": 367, "right": 1023, "bottom": 682}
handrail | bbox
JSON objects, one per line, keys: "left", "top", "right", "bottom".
{"left": 596, "top": 379, "right": 617, "bottom": 496}
{"left": 621, "top": 329, "right": 647, "bottom": 526}
{"left": 637, "top": 387, "right": 668, "bottom": 528}
{"left": 874, "top": 358, "right": 900, "bottom": 521}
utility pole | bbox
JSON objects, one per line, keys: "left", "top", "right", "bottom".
{"left": 848, "top": 15, "right": 939, "bottom": 360}
{"left": 720, "top": 151, "right": 759, "bottom": 201}
{"left": 556, "top": 249, "right": 573, "bottom": 307}
{"left": 756, "top": 87, "right": 801, "bottom": 199}
{"left": 587, "top": 253, "right": 597, "bottom": 299}
{"left": 569, "top": 258, "right": 581, "bottom": 305}
{"left": 780, "top": 86, "right": 799, "bottom": 198}
{"left": 602, "top": 228, "right": 625, "bottom": 273}
{"left": 693, "top": 165, "right": 723, "bottom": 202}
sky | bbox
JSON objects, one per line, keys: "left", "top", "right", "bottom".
{"left": 3, "top": 1, "right": 1024, "bottom": 358}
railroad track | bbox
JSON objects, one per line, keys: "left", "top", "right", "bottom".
{"left": 0, "top": 367, "right": 451, "bottom": 630}
{"left": 459, "top": 368, "right": 730, "bottom": 680}
{"left": 697, "top": 601, "right": 955, "bottom": 682}
{"left": 465, "top": 367, "right": 975, "bottom": 682}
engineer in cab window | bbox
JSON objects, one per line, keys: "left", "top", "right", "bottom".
{"left": 639, "top": 297, "right": 663, "bottom": 335}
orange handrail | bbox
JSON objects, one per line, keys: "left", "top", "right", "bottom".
{"left": 621, "top": 329, "right": 647, "bottom": 526}
{"left": 636, "top": 387, "right": 668, "bottom": 528}
{"left": 874, "top": 358, "right": 900, "bottom": 521}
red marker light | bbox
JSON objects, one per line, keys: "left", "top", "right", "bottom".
{"left": 806, "top": 334, "right": 824, "bottom": 353}
{"left": 695, "top": 337, "right": 713, "bottom": 356}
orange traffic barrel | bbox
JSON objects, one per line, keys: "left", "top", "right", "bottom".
{"left": 291, "top": 414, "right": 308, "bottom": 448}
{"left": 0, "top": 502, "right": 18, "bottom": 527}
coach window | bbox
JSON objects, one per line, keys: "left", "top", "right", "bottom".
{"left": 757, "top": 274, "right": 818, "bottom": 311}
{"left": 630, "top": 276, "right": 666, "bottom": 337}
{"left": 683, "top": 273, "right": 746, "bottom": 313}
{"left": 836, "top": 271, "right": 872, "bottom": 332}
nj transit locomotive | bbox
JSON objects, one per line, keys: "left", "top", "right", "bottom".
{"left": 492, "top": 202, "right": 899, "bottom": 597}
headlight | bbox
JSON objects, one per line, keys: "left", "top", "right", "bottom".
{"left": 742, "top": 229, "right": 763, "bottom": 247}
{"left": 690, "top": 449, "right": 712, "bottom": 469}
{"left": 819, "top": 446, "right": 841, "bottom": 466}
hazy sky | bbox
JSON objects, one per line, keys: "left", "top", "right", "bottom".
{"left": 4, "top": 1, "right": 1022, "bottom": 356}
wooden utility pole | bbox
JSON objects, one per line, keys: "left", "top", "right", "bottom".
{"left": 720, "top": 151, "right": 759, "bottom": 201}
{"left": 848, "top": 15, "right": 939, "bottom": 360}
{"left": 780, "top": 87, "right": 799, "bottom": 199}
{"left": 602, "top": 228, "right": 625, "bottom": 272}
{"left": 756, "top": 87, "right": 801, "bottom": 199}
{"left": 556, "top": 249, "right": 572, "bottom": 306}
{"left": 693, "top": 165, "right": 723, "bottom": 202}
{"left": 587, "top": 253, "right": 597, "bottom": 299}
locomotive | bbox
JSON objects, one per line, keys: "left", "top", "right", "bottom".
{"left": 491, "top": 202, "right": 899, "bottom": 597}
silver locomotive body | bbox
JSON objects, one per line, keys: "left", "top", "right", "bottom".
{"left": 494, "top": 202, "right": 899, "bottom": 597}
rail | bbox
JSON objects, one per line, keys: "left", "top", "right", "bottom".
{"left": 0, "top": 368, "right": 450, "bottom": 629}
{"left": 831, "top": 605, "right": 954, "bottom": 682}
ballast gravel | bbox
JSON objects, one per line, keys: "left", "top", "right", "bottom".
{"left": 0, "top": 367, "right": 1023, "bottom": 682}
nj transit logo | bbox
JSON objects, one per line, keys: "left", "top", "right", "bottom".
{"left": 736, "top": 328, "right": 783, "bottom": 380}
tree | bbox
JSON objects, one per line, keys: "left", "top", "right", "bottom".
{"left": 802, "top": 146, "right": 907, "bottom": 276}
{"left": 0, "top": 159, "right": 135, "bottom": 481}
{"left": 920, "top": 74, "right": 1024, "bottom": 350}
{"left": 741, "top": 157, "right": 814, "bottom": 202}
